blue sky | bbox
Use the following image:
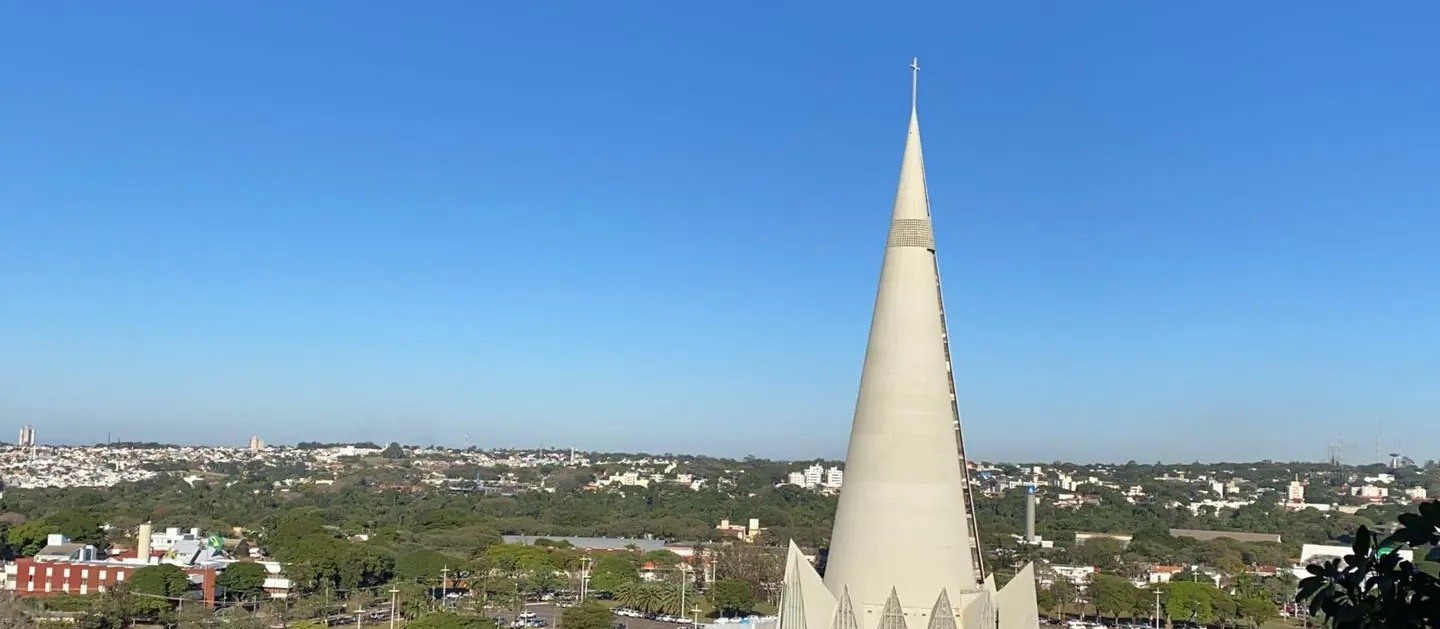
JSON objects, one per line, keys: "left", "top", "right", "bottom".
{"left": 2, "top": 2, "right": 1436, "bottom": 462}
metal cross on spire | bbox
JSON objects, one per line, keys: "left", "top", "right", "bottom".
{"left": 910, "top": 57, "right": 920, "bottom": 111}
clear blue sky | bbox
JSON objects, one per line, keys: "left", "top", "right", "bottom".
{"left": 2, "top": 2, "right": 1436, "bottom": 462}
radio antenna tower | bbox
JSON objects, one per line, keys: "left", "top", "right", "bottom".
{"left": 1327, "top": 438, "right": 1347, "bottom": 485}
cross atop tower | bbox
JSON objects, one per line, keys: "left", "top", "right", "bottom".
{"left": 909, "top": 57, "right": 920, "bottom": 111}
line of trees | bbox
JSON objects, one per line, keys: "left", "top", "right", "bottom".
{"left": 1062, "top": 574, "right": 1282, "bottom": 628}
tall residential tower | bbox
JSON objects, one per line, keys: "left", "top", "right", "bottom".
{"left": 17, "top": 426, "right": 35, "bottom": 448}
{"left": 777, "top": 61, "right": 1039, "bottom": 629}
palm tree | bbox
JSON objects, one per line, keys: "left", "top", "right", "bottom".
{"left": 617, "top": 582, "right": 681, "bottom": 616}
{"left": 651, "top": 583, "right": 680, "bottom": 615}
{"left": 615, "top": 581, "right": 642, "bottom": 610}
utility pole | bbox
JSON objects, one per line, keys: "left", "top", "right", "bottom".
{"left": 441, "top": 565, "right": 451, "bottom": 605}
{"left": 691, "top": 606, "right": 702, "bottom": 627}
{"left": 390, "top": 587, "right": 400, "bottom": 629}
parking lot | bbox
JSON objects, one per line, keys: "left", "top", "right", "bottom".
{"left": 496, "top": 603, "right": 695, "bottom": 629}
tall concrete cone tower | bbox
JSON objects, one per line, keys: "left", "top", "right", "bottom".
{"left": 777, "top": 60, "right": 1039, "bottom": 629}
{"left": 822, "top": 57, "right": 980, "bottom": 608}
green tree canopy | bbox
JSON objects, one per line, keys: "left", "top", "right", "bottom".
{"left": 1163, "top": 581, "right": 1221, "bottom": 625}
{"left": 711, "top": 579, "right": 756, "bottom": 617}
{"left": 644, "top": 549, "right": 683, "bottom": 568}
{"left": 45, "top": 510, "right": 107, "bottom": 547}
{"left": 382, "top": 442, "right": 406, "bottom": 459}
{"left": 78, "top": 587, "right": 137, "bottom": 629}
{"left": 1071, "top": 538, "right": 1126, "bottom": 570}
{"left": 406, "top": 612, "right": 495, "bottom": 629}
{"left": 1238, "top": 596, "right": 1277, "bottom": 628}
{"left": 275, "top": 533, "right": 394, "bottom": 593}
{"left": 6, "top": 520, "right": 49, "bottom": 557}
{"left": 588, "top": 554, "right": 639, "bottom": 593}
{"left": 130, "top": 564, "right": 190, "bottom": 619}
{"left": 1035, "top": 585, "right": 1058, "bottom": 614}
{"left": 406, "top": 610, "right": 495, "bottom": 624}
{"left": 562, "top": 601, "right": 615, "bottom": 629}
{"left": 130, "top": 564, "right": 189, "bottom": 598}
{"left": 1090, "top": 574, "right": 1139, "bottom": 621}
{"left": 1047, "top": 578, "right": 1078, "bottom": 617}
{"left": 397, "top": 548, "right": 460, "bottom": 582}
{"left": 217, "top": 561, "right": 268, "bottom": 601}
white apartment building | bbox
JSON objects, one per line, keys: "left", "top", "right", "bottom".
{"left": 785, "top": 465, "right": 844, "bottom": 490}
{"left": 1352, "top": 485, "right": 1388, "bottom": 500}
{"left": 803, "top": 465, "right": 824, "bottom": 487}
{"left": 1287, "top": 478, "right": 1305, "bottom": 503}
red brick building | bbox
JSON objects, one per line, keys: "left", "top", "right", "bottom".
{"left": 7, "top": 558, "right": 216, "bottom": 606}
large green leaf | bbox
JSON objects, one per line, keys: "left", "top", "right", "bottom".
{"left": 1351, "top": 526, "right": 1372, "bottom": 558}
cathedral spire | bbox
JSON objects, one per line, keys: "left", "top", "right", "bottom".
{"left": 775, "top": 59, "right": 1039, "bottom": 629}
{"left": 821, "top": 58, "right": 978, "bottom": 616}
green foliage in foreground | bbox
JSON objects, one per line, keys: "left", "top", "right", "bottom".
{"left": 1298, "top": 499, "right": 1440, "bottom": 628}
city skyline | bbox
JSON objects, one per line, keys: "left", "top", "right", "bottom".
{"left": 5, "top": 430, "right": 1412, "bottom": 468}
{"left": 4, "top": 2, "right": 1438, "bottom": 462}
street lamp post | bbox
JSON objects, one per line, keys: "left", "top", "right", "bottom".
{"left": 674, "top": 564, "right": 691, "bottom": 619}
{"left": 390, "top": 587, "right": 400, "bottom": 629}
{"left": 579, "top": 555, "right": 593, "bottom": 601}
{"left": 1152, "top": 589, "right": 1162, "bottom": 629}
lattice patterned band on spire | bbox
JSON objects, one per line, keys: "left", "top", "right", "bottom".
{"left": 887, "top": 218, "right": 935, "bottom": 249}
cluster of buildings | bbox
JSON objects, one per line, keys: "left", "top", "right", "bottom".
{"left": 0, "top": 446, "right": 161, "bottom": 489}
{"left": 715, "top": 518, "right": 766, "bottom": 543}
{"left": 1282, "top": 473, "right": 1427, "bottom": 511}
{"left": 966, "top": 460, "right": 1433, "bottom": 520}
{"left": 0, "top": 436, "right": 764, "bottom": 506}
{"left": 782, "top": 464, "right": 843, "bottom": 491}
{"left": 9, "top": 425, "right": 1427, "bottom": 523}
{"left": 2, "top": 523, "right": 291, "bottom": 605}
{"left": 1039, "top": 539, "right": 1418, "bottom": 593}
{"left": 591, "top": 465, "right": 709, "bottom": 491}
